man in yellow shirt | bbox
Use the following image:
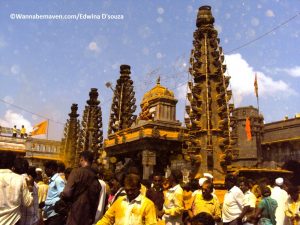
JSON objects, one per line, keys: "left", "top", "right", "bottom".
{"left": 96, "top": 173, "right": 157, "bottom": 225}
{"left": 191, "top": 180, "right": 221, "bottom": 222}
{"left": 20, "top": 125, "right": 26, "bottom": 138}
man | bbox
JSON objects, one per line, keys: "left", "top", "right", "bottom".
{"left": 20, "top": 125, "right": 26, "bottom": 138}
{"left": 43, "top": 160, "right": 66, "bottom": 225}
{"left": 106, "top": 173, "right": 126, "bottom": 209}
{"left": 146, "top": 173, "right": 164, "bottom": 212}
{"left": 191, "top": 180, "right": 221, "bottom": 222}
{"left": 161, "top": 169, "right": 184, "bottom": 225}
{"left": 271, "top": 177, "right": 289, "bottom": 225}
{"left": 61, "top": 151, "right": 101, "bottom": 225}
{"left": 238, "top": 177, "right": 256, "bottom": 225}
{"left": 0, "top": 152, "right": 33, "bottom": 225}
{"left": 96, "top": 173, "right": 157, "bottom": 225}
{"left": 12, "top": 125, "right": 17, "bottom": 137}
{"left": 189, "top": 212, "right": 215, "bottom": 225}
{"left": 222, "top": 174, "right": 246, "bottom": 225}
{"left": 13, "top": 160, "right": 40, "bottom": 225}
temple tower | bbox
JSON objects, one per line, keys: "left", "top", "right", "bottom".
{"left": 78, "top": 88, "right": 103, "bottom": 161}
{"left": 231, "top": 106, "right": 263, "bottom": 167}
{"left": 184, "top": 6, "right": 235, "bottom": 178}
{"left": 61, "top": 104, "right": 80, "bottom": 167}
{"left": 139, "top": 77, "right": 179, "bottom": 124}
{"left": 108, "top": 65, "right": 137, "bottom": 135}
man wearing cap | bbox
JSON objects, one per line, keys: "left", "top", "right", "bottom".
{"left": 271, "top": 177, "right": 289, "bottom": 225}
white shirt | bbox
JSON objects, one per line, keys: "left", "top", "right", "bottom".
{"left": 163, "top": 184, "right": 184, "bottom": 225}
{"left": 94, "top": 179, "right": 107, "bottom": 223}
{"left": 271, "top": 186, "right": 289, "bottom": 225}
{"left": 244, "top": 190, "right": 256, "bottom": 208}
{"left": 0, "top": 169, "right": 33, "bottom": 225}
{"left": 19, "top": 175, "right": 40, "bottom": 225}
{"left": 222, "top": 186, "right": 245, "bottom": 223}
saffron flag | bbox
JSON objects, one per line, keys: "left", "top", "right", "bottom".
{"left": 245, "top": 117, "right": 252, "bottom": 141}
{"left": 254, "top": 73, "right": 258, "bottom": 98}
{"left": 31, "top": 120, "right": 48, "bottom": 136}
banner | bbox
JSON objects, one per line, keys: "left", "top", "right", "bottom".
{"left": 245, "top": 117, "right": 252, "bottom": 141}
{"left": 31, "top": 120, "right": 48, "bottom": 136}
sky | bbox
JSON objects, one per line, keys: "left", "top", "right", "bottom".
{"left": 0, "top": 0, "right": 299, "bottom": 140}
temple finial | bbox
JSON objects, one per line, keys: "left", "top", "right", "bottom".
{"left": 156, "top": 76, "right": 160, "bottom": 85}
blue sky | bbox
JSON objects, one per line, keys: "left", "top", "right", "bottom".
{"left": 0, "top": 0, "right": 299, "bottom": 140}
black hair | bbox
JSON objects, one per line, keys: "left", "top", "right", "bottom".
{"left": 225, "top": 174, "right": 237, "bottom": 185}
{"left": 124, "top": 173, "right": 141, "bottom": 189}
{"left": 13, "top": 157, "right": 29, "bottom": 174}
{"left": 190, "top": 212, "right": 215, "bottom": 225}
{"left": 0, "top": 152, "right": 16, "bottom": 169}
{"left": 57, "top": 162, "right": 66, "bottom": 173}
{"left": 28, "top": 166, "right": 37, "bottom": 179}
{"left": 44, "top": 160, "right": 58, "bottom": 171}
{"left": 170, "top": 169, "right": 183, "bottom": 184}
{"left": 79, "top": 151, "right": 94, "bottom": 164}
{"left": 202, "top": 180, "right": 214, "bottom": 191}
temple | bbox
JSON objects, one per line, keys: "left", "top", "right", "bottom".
{"left": 1, "top": 5, "right": 299, "bottom": 178}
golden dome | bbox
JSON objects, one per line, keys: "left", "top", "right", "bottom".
{"left": 141, "top": 77, "right": 175, "bottom": 105}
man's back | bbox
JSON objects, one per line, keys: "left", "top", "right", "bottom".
{"left": 63, "top": 167, "right": 101, "bottom": 225}
{"left": 0, "top": 169, "right": 33, "bottom": 225}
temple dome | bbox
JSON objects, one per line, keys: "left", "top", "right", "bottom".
{"left": 141, "top": 78, "right": 175, "bottom": 105}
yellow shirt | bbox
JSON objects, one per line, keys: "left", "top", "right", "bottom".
{"left": 285, "top": 196, "right": 300, "bottom": 225}
{"left": 97, "top": 194, "right": 157, "bottom": 225}
{"left": 37, "top": 181, "right": 48, "bottom": 203}
{"left": 21, "top": 127, "right": 26, "bottom": 134}
{"left": 183, "top": 190, "right": 193, "bottom": 210}
{"left": 192, "top": 192, "right": 221, "bottom": 218}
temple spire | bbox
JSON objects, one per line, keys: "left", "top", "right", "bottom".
{"left": 61, "top": 104, "right": 80, "bottom": 167}
{"left": 108, "top": 65, "right": 137, "bottom": 135}
{"left": 78, "top": 88, "right": 103, "bottom": 162}
{"left": 184, "top": 5, "right": 235, "bottom": 179}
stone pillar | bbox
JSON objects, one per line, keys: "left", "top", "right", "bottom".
{"left": 142, "top": 150, "right": 156, "bottom": 180}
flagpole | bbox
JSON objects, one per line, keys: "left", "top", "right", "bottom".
{"left": 256, "top": 95, "right": 260, "bottom": 114}
{"left": 254, "top": 73, "right": 259, "bottom": 114}
{"left": 46, "top": 119, "right": 49, "bottom": 140}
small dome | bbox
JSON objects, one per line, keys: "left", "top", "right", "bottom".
{"left": 141, "top": 78, "right": 175, "bottom": 105}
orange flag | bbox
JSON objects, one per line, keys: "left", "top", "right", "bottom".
{"left": 31, "top": 120, "right": 48, "bottom": 136}
{"left": 254, "top": 73, "right": 258, "bottom": 98}
{"left": 245, "top": 117, "right": 252, "bottom": 141}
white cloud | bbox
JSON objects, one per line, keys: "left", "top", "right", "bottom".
{"left": 277, "top": 66, "right": 300, "bottom": 77}
{"left": 225, "top": 53, "right": 295, "bottom": 105}
{"left": 0, "top": 110, "right": 33, "bottom": 131}
{"left": 87, "top": 41, "right": 100, "bottom": 53}
{"left": 266, "top": 10, "right": 275, "bottom": 17}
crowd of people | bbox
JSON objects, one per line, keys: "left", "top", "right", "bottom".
{"left": 0, "top": 151, "right": 299, "bottom": 225}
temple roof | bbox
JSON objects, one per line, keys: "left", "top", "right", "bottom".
{"left": 141, "top": 77, "right": 175, "bottom": 105}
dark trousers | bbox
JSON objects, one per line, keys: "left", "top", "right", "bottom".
{"left": 45, "top": 214, "right": 66, "bottom": 225}
{"left": 223, "top": 218, "right": 243, "bottom": 225}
